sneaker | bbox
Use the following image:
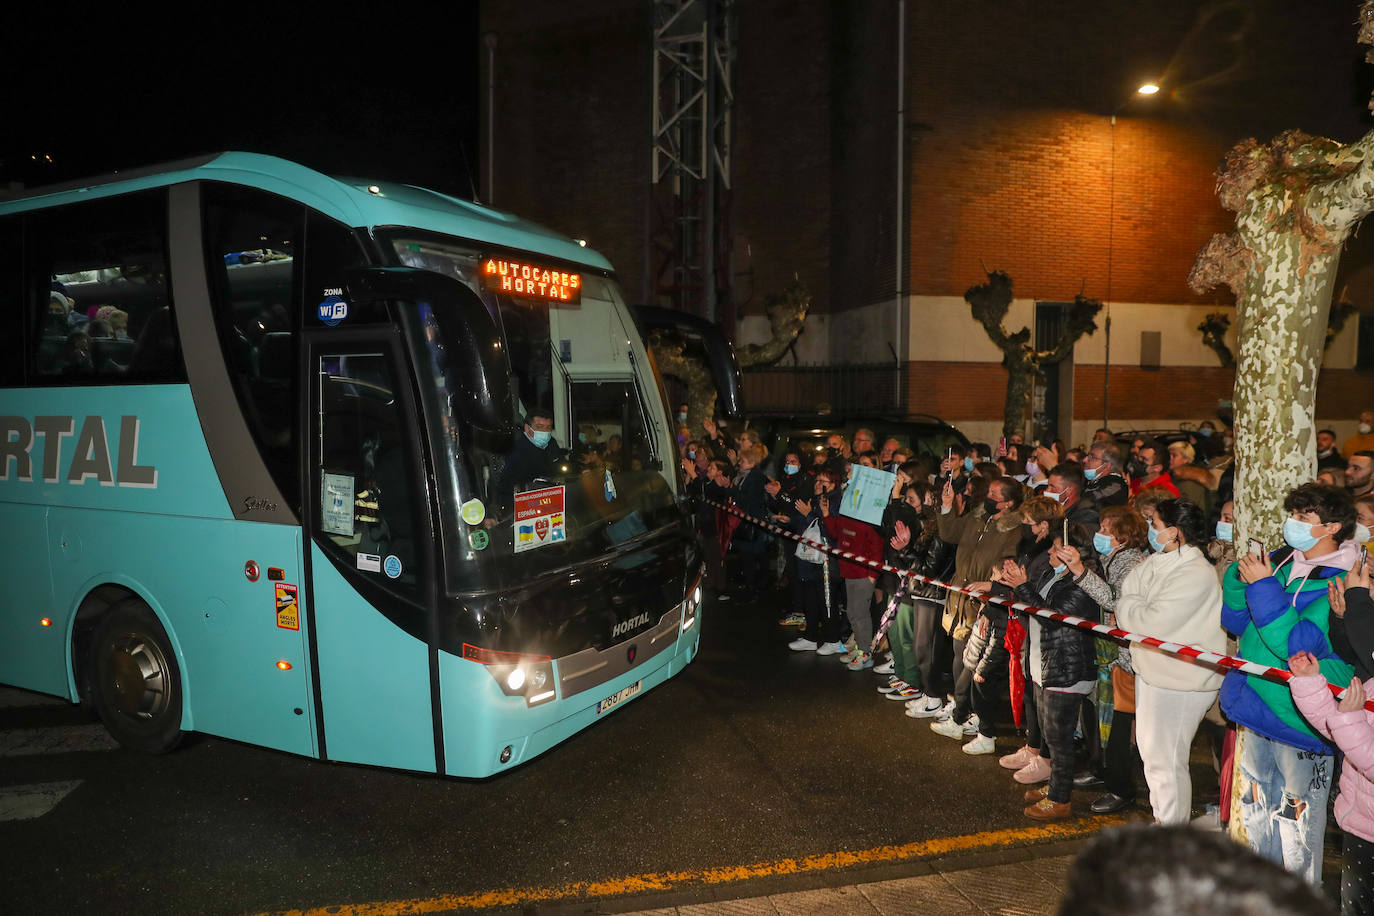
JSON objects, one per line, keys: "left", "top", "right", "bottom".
{"left": 963, "top": 714, "right": 980, "bottom": 736}
{"left": 1023, "top": 784, "right": 1050, "bottom": 803}
{"left": 788, "top": 637, "right": 819, "bottom": 652}
{"left": 778, "top": 613, "right": 807, "bottom": 627}
{"left": 999, "top": 745, "right": 1036, "bottom": 770}
{"left": 929, "top": 718, "right": 966, "bottom": 740}
{"left": 846, "top": 651, "right": 874, "bottom": 671}
{"left": 1013, "top": 755, "right": 1053, "bottom": 785}
{"left": 815, "top": 641, "right": 847, "bottom": 656}
{"left": 886, "top": 685, "right": 923, "bottom": 700}
{"left": 873, "top": 659, "right": 895, "bottom": 675}
{"left": 837, "top": 648, "right": 858, "bottom": 664}
{"left": 1190, "top": 804, "right": 1222, "bottom": 831}
{"left": 844, "top": 636, "right": 857, "bottom": 651}
{"left": 904, "top": 696, "right": 945, "bottom": 717}
{"left": 962, "top": 734, "right": 997, "bottom": 755}
{"left": 1024, "top": 797, "right": 1072, "bottom": 821}
{"left": 876, "top": 678, "right": 909, "bottom": 694}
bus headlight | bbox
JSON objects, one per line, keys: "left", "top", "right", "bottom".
{"left": 463, "top": 643, "right": 557, "bottom": 706}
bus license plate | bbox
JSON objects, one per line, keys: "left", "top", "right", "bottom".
{"left": 596, "top": 680, "right": 642, "bottom": 715}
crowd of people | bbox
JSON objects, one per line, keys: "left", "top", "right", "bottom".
{"left": 682, "top": 408, "right": 1374, "bottom": 914}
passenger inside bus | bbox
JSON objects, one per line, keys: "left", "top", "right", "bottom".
{"left": 491, "top": 407, "right": 564, "bottom": 505}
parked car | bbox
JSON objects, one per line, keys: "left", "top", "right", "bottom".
{"left": 743, "top": 413, "right": 970, "bottom": 474}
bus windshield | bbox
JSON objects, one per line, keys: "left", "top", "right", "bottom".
{"left": 387, "top": 234, "right": 680, "bottom": 595}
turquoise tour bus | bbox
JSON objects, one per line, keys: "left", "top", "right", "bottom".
{"left": 0, "top": 152, "right": 739, "bottom": 777}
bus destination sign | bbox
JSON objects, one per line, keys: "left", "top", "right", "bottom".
{"left": 482, "top": 257, "right": 581, "bottom": 303}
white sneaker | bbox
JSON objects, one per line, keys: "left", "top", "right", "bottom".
{"left": 904, "top": 696, "right": 944, "bottom": 717}
{"left": 873, "top": 659, "right": 895, "bottom": 675}
{"left": 815, "top": 641, "right": 847, "bottom": 656}
{"left": 963, "top": 714, "right": 980, "bottom": 736}
{"left": 788, "top": 637, "right": 819, "bottom": 652}
{"left": 929, "top": 718, "right": 966, "bottom": 739}
{"left": 962, "top": 733, "right": 996, "bottom": 755}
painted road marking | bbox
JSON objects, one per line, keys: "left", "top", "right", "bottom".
{"left": 0, "top": 725, "right": 119, "bottom": 757}
{"left": 0, "top": 781, "right": 82, "bottom": 822}
{"left": 248, "top": 815, "right": 1130, "bottom": 916}
{"left": 0, "top": 687, "right": 68, "bottom": 709}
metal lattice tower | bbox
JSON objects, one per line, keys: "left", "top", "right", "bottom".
{"left": 649, "top": 0, "right": 734, "bottom": 328}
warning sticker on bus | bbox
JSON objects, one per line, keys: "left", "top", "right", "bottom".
{"left": 513, "top": 485, "right": 565, "bottom": 554}
{"left": 275, "top": 583, "right": 300, "bottom": 631}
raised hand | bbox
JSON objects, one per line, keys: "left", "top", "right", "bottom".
{"left": 1339, "top": 676, "right": 1366, "bottom": 713}
{"left": 1288, "top": 651, "right": 1322, "bottom": 679}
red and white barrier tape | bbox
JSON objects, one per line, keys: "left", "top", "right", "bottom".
{"left": 706, "top": 498, "right": 1371, "bottom": 709}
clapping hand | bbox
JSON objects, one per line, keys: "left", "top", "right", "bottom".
{"left": 1001, "top": 559, "right": 1028, "bottom": 588}
{"left": 794, "top": 498, "right": 812, "bottom": 516}
{"left": 1288, "top": 651, "right": 1322, "bottom": 679}
{"left": 1340, "top": 676, "right": 1367, "bottom": 713}
{"left": 890, "top": 520, "right": 911, "bottom": 551}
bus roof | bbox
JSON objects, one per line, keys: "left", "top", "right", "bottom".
{"left": 0, "top": 152, "right": 613, "bottom": 271}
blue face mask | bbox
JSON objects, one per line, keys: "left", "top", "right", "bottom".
{"left": 963, "top": 457, "right": 974, "bottom": 471}
{"left": 1282, "top": 517, "right": 1322, "bottom": 552}
{"left": 1215, "top": 521, "right": 1233, "bottom": 543}
{"left": 1083, "top": 465, "right": 1099, "bottom": 481}
{"left": 528, "top": 429, "right": 552, "bottom": 448}
{"left": 784, "top": 464, "right": 800, "bottom": 476}
{"left": 1043, "top": 489, "right": 1062, "bottom": 503}
{"left": 1198, "top": 427, "right": 1212, "bottom": 437}
{"left": 1147, "top": 526, "right": 1169, "bottom": 553}
{"left": 1051, "top": 563, "right": 1067, "bottom": 577}
{"left": 1093, "top": 532, "right": 1114, "bottom": 556}
{"left": 578, "top": 432, "right": 588, "bottom": 444}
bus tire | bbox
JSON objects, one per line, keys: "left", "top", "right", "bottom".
{"left": 90, "top": 598, "right": 185, "bottom": 754}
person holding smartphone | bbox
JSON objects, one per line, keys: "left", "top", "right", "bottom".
{"left": 1222, "top": 483, "right": 1360, "bottom": 886}
{"left": 1329, "top": 550, "right": 1374, "bottom": 681}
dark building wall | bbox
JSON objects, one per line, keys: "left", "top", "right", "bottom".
{"left": 480, "top": 1, "right": 651, "bottom": 297}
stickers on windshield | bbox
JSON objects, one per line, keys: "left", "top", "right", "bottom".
{"left": 357, "top": 553, "right": 381, "bottom": 573}
{"left": 318, "top": 292, "right": 348, "bottom": 326}
{"left": 461, "top": 498, "right": 486, "bottom": 525}
{"left": 468, "top": 529, "right": 489, "bottom": 551}
{"left": 384, "top": 555, "right": 403, "bottom": 578}
{"left": 513, "top": 485, "right": 565, "bottom": 554}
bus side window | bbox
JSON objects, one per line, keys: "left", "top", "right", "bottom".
{"left": 201, "top": 183, "right": 302, "bottom": 503}
{"left": 28, "top": 190, "right": 180, "bottom": 384}
{"left": 0, "top": 216, "right": 21, "bottom": 386}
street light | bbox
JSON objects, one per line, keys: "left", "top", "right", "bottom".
{"left": 1137, "top": 82, "right": 1161, "bottom": 95}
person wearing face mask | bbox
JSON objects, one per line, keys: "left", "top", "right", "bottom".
{"left": 1343, "top": 409, "right": 1374, "bottom": 461}
{"left": 1113, "top": 499, "right": 1226, "bottom": 827}
{"left": 1222, "top": 483, "right": 1359, "bottom": 885}
{"left": 879, "top": 480, "right": 956, "bottom": 712}
{"left": 1083, "top": 441, "right": 1129, "bottom": 509}
{"left": 783, "top": 471, "right": 847, "bottom": 654}
{"left": 1045, "top": 462, "right": 1100, "bottom": 531}
{"left": 936, "top": 476, "right": 1026, "bottom": 728}
{"left": 683, "top": 457, "right": 734, "bottom": 598}
{"left": 1126, "top": 441, "right": 1180, "bottom": 499}
{"left": 768, "top": 451, "right": 815, "bottom": 627}
{"left": 1207, "top": 500, "right": 1238, "bottom": 581}
{"left": 494, "top": 407, "right": 564, "bottom": 504}
{"left": 1355, "top": 494, "right": 1374, "bottom": 547}
{"left": 1315, "top": 428, "right": 1345, "bottom": 472}
{"left": 1000, "top": 520, "right": 1102, "bottom": 820}
{"left": 1068, "top": 506, "right": 1148, "bottom": 814}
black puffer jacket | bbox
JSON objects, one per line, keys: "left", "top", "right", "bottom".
{"left": 1014, "top": 568, "right": 1100, "bottom": 688}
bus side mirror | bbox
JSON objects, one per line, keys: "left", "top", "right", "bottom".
{"left": 344, "top": 267, "right": 515, "bottom": 432}
{"left": 632, "top": 305, "right": 745, "bottom": 420}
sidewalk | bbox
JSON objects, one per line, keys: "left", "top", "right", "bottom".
{"left": 549, "top": 835, "right": 1098, "bottom": 916}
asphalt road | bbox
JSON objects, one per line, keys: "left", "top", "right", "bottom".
{"left": 0, "top": 584, "right": 1161, "bottom": 916}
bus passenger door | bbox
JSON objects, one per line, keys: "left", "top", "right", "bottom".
{"left": 303, "top": 332, "right": 439, "bottom": 773}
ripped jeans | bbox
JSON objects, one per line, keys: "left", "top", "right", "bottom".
{"left": 1235, "top": 727, "right": 1333, "bottom": 886}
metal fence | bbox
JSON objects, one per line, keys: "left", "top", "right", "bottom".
{"left": 742, "top": 363, "right": 905, "bottom": 416}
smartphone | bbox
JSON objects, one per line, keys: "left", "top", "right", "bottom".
{"left": 1062, "top": 518, "right": 1069, "bottom": 545}
{"left": 945, "top": 447, "right": 953, "bottom": 478}
{"left": 997, "top": 436, "right": 1007, "bottom": 456}
{"left": 1248, "top": 538, "right": 1264, "bottom": 558}
{"left": 1361, "top": 545, "right": 1368, "bottom": 568}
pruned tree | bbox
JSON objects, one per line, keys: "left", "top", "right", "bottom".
{"left": 1187, "top": 0, "right": 1374, "bottom": 549}
{"left": 1195, "top": 294, "right": 1355, "bottom": 368}
{"left": 965, "top": 269, "right": 1102, "bottom": 439}
{"left": 648, "top": 281, "right": 811, "bottom": 437}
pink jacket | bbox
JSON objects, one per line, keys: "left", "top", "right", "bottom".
{"left": 1291, "top": 674, "right": 1374, "bottom": 843}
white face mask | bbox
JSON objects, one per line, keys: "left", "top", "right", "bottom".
{"left": 1360, "top": 423, "right": 1373, "bottom": 435}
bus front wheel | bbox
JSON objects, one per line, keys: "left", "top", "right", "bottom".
{"left": 90, "top": 599, "right": 185, "bottom": 754}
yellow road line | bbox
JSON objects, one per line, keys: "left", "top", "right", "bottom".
{"left": 249, "top": 815, "right": 1129, "bottom": 916}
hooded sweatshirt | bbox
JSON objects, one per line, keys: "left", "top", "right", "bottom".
{"left": 1221, "top": 543, "right": 1357, "bottom": 754}
{"left": 1114, "top": 544, "right": 1226, "bottom": 693}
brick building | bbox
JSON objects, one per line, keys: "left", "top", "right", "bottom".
{"left": 478, "top": 0, "right": 1374, "bottom": 445}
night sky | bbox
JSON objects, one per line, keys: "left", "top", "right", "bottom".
{"left": 3, "top": 7, "right": 480, "bottom": 196}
